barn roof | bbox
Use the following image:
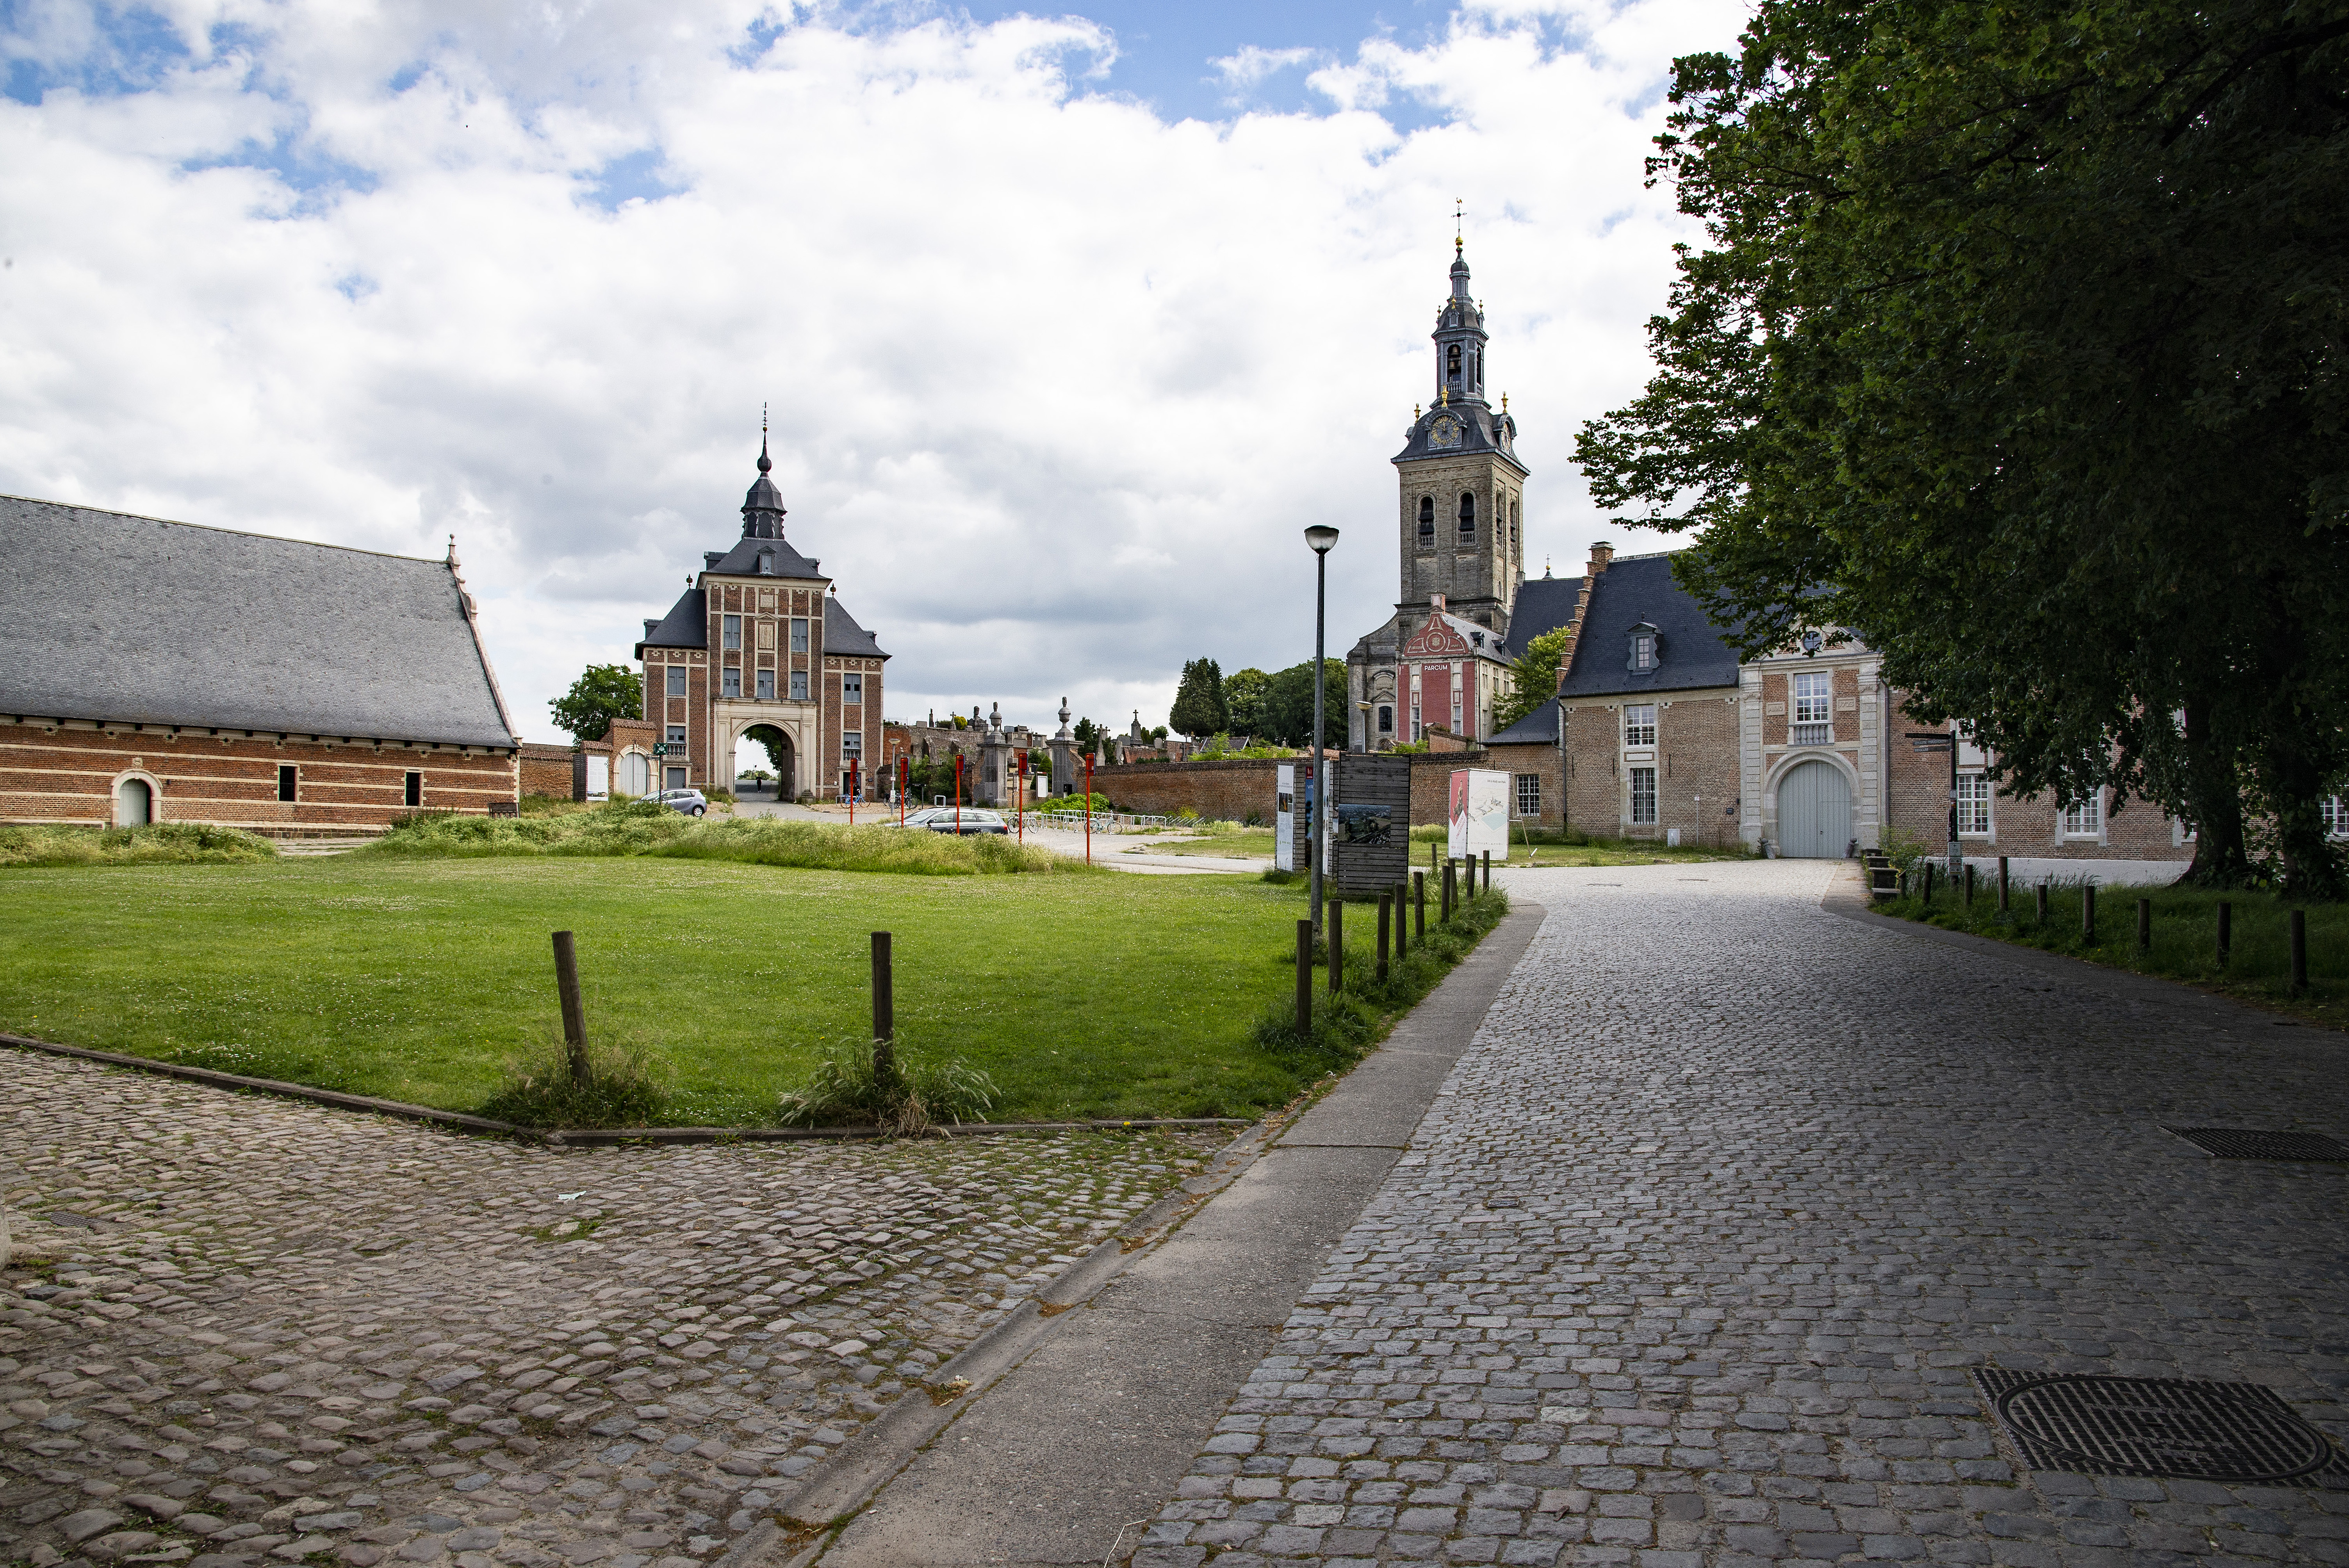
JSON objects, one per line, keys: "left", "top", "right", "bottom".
{"left": 0, "top": 494, "right": 517, "bottom": 747}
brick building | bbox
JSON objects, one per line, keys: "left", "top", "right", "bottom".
{"left": 0, "top": 495, "right": 520, "bottom": 834}
{"left": 1495, "top": 541, "right": 2198, "bottom": 861}
{"left": 633, "top": 442, "right": 889, "bottom": 801}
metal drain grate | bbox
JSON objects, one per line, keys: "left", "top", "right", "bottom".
{"left": 2165, "top": 1126, "right": 2349, "bottom": 1161}
{"left": 1977, "top": 1370, "right": 2349, "bottom": 1486}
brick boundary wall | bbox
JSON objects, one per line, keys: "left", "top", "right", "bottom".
{"left": 519, "top": 743, "right": 576, "bottom": 799}
{"left": 0, "top": 717, "right": 517, "bottom": 835}
{"left": 1091, "top": 752, "right": 1505, "bottom": 827}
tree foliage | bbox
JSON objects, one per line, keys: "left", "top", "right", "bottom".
{"left": 1169, "top": 657, "right": 1230, "bottom": 739}
{"left": 1493, "top": 626, "right": 1573, "bottom": 735}
{"left": 1224, "top": 668, "right": 1273, "bottom": 739}
{"left": 1262, "top": 660, "right": 1349, "bottom": 751}
{"left": 549, "top": 664, "right": 644, "bottom": 744}
{"left": 1576, "top": 0, "right": 2349, "bottom": 896}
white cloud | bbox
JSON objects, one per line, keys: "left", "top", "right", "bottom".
{"left": 0, "top": 0, "right": 1745, "bottom": 743}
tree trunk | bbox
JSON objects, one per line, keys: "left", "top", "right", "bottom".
{"left": 2178, "top": 698, "right": 2252, "bottom": 887}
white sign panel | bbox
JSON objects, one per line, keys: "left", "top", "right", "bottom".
{"left": 585, "top": 753, "right": 610, "bottom": 802}
{"left": 1274, "top": 764, "right": 1296, "bottom": 872}
{"left": 1447, "top": 768, "right": 1510, "bottom": 861}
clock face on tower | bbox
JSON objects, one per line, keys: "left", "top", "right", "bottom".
{"left": 1430, "top": 415, "right": 1461, "bottom": 448}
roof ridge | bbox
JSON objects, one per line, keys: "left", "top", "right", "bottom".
{"left": 1608, "top": 549, "right": 1683, "bottom": 563}
{"left": 0, "top": 493, "right": 448, "bottom": 567}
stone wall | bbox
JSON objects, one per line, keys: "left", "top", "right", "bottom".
{"left": 1091, "top": 752, "right": 1500, "bottom": 828}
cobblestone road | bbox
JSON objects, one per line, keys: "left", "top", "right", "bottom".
{"left": 0, "top": 1054, "right": 1227, "bottom": 1568}
{"left": 1141, "top": 861, "right": 2349, "bottom": 1567}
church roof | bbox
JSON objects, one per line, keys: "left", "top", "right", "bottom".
{"left": 1393, "top": 399, "right": 1524, "bottom": 469}
{"left": 1556, "top": 553, "right": 1742, "bottom": 698}
{"left": 1497, "top": 574, "right": 1583, "bottom": 656}
{"left": 0, "top": 494, "right": 517, "bottom": 747}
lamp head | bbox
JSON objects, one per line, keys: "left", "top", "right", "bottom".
{"left": 1304, "top": 525, "right": 1340, "bottom": 555}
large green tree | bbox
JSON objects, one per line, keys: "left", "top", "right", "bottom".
{"left": 1492, "top": 627, "right": 1572, "bottom": 735}
{"left": 1169, "top": 657, "right": 1229, "bottom": 739}
{"left": 1576, "top": 0, "right": 2349, "bottom": 896}
{"left": 1263, "top": 660, "right": 1349, "bottom": 750}
{"left": 1224, "top": 668, "right": 1272, "bottom": 739}
{"left": 548, "top": 664, "right": 643, "bottom": 744}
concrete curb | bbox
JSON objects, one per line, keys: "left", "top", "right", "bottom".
{"left": 0, "top": 1033, "right": 1251, "bottom": 1143}
{"left": 765, "top": 894, "right": 1551, "bottom": 1568}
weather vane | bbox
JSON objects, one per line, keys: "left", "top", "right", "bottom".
{"left": 1454, "top": 198, "right": 1464, "bottom": 250}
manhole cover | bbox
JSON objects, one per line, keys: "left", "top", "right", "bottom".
{"left": 2165, "top": 1127, "right": 2349, "bottom": 1161}
{"left": 1977, "top": 1370, "right": 2349, "bottom": 1486}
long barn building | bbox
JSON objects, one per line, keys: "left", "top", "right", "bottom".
{"left": 0, "top": 496, "right": 520, "bottom": 834}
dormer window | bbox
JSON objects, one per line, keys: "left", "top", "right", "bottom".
{"left": 757, "top": 548, "right": 776, "bottom": 576}
{"left": 1627, "top": 622, "right": 1660, "bottom": 673}
{"left": 1458, "top": 493, "right": 1476, "bottom": 539}
{"left": 1447, "top": 343, "right": 1462, "bottom": 381}
{"left": 1418, "top": 495, "right": 1435, "bottom": 543}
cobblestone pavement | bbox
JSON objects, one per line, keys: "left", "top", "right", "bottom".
{"left": 0, "top": 1052, "right": 1228, "bottom": 1568}
{"left": 1139, "top": 861, "right": 2349, "bottom": 1568}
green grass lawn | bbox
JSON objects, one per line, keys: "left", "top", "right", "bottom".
{"left": 0, "top": 855, "right": 1453, "bottom": 1126}
{"left": 1884, "top": 878, "right": 2349, "bottom": 1029}
{"left": 1150, "top": 830, "right": 1277, "bottom": 859}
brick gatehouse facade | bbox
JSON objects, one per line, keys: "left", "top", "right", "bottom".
{"left": 0, "top": 495, "right": 520, "bottom": 834}
{"left": 633, "top": 443, "right": 889, "bottom": 801}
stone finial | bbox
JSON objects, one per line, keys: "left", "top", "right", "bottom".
{"left": 1055, "top": 698, "right": 1072, "bottom": 740}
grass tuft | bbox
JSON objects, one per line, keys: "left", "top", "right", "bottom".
{"left": 0, "top": 822, "right": 279, "bottom": 867}
{"left": 359, "top": 801, "right": 1077, "bottom": 875}
{"left": 1251, "top": 886, "right": 1513, "bottom": 1071}
{"left": 477, "top": 1032, "right": 674, "bottom": 1128}
{"left": 777, "top": 1037, "right": 998, "bottom": 1135}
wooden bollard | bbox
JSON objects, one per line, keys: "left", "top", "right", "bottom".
{"left": 551, "top": 931, "right": 591, "bottom": 1086}
{"left": 1998, "top": 856, "right": 2010, "bottom": 913}
{"left": 1922, "top": 863, "right": 1935, "bottom": 905}
{"left": 1295, "top": 919, "right": 1313, "bottom": 1035}
{"left": 872, "top": 931, "right": 895, "bottom": 1076}
{"left": 1394, "top": 881, "right": 1408, "bottom": 959}
{"left": 1413, "top": 870, "right": 1426, "bottom": 942}
{"left": 1482, "top": 850, "right": 1492, "bottom": 897}
{"left": 1328, "top": 897, "right": 1344, "bottom": 995}
{"left": 2291, "top": 909, "right": 2308, "bottom": 993}
{"left": 2137, "top": 898, "right": 2152, "bottom": 951}
{"left": 2083, "top": 884, "right": 2097, "bottom": 944}
{"left": 1442, "top": 860, "right": 1456, "bottom": 923}
{"left": 1964, "top": 864, "right": 1975, "bottom": 907}
{"left": 2217, "top": 900, "right": 2232, "bottom": 966}
{"left": 1377, "top": 894, "right": 1390, "bottom": 984}
{"left": 2036, "top": 883, "right": 2049, "bottom": 922}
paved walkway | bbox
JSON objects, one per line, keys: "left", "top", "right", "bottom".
{"left": 0, "top": 1062, "right": 1228, "bottom": 1568}
{"left": 1137, "top": 860, "right": 2349, "bottom": 1567}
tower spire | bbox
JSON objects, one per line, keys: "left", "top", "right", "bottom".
{"left": 741, "top": 407, "right": 786, "bottom": 538}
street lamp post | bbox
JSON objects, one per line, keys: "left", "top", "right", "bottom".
{"left": 1305, "top": 525, "right": 1340, "bottom": 933}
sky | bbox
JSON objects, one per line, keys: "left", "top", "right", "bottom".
{"left": 0, "top": 0, "right": 1748, "bottom": 751}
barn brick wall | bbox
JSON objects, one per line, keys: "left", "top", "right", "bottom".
{"left": 519, "top": 743, "right": 576, "bottom": 799}
{"left": 0, "top": 719, "right": 517, "bottom": 835}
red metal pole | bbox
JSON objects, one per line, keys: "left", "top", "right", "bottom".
{"left": 1084, "top": 753, "right": 1093, "bottom": 866}
{"left": 848, "top": 758, "right": 857, "bottom": 825}
{"left": 955, "top": 753, "right": 963, "bottom": 834}
{"left": 1016, "top": 751, "right": 1025, "bottom": 843}
{"left": 899, "top": 757, "right": 907, "bottom": 825}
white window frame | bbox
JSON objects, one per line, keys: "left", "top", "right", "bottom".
{"left": 1515, "top": 773, "right": 1540, "bottom": 818}
{"left": 1791, "top": 671, "right": 1831, "bottom": 746}
{"left": 2323, "top": 796, "right": 2347, "bottom": 839}
{"left": 1623, "top": 704, "right": 1657, "bottom": 747}
{"left": 1631, "top": 633, "right": 1656, "bottom": 672}
{"left": 2061, "top": 791, "right": 2104, "bottom": 838}
{"left": 1956, "top": 772, "right": 1991, "bottom": 836}
{"left": 1629, "top": 766, "right": 1657, "bottom": 825}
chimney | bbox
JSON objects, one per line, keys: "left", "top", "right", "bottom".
{"left": 1431, "top": 593, "right": 1446, "bottom": 613}
{"left": 1588, "top": 541, "right": 1614, "bottom": 576}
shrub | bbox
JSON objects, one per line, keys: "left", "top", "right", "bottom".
{"left": 479, "top": 1033, "right": 673, "bottom": 1128}
{"left": 0, "top": 822, "right": 279, "bottom": 867}
{"left": 777, "top": 1037, "right": 997, "bottom": 1135}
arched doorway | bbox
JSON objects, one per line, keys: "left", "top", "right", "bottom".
{"left": 740, "top": 724, "right": 794, "bottom": 800}
{"left": 1777, "top": 759, "right": 1852, "bottom": 858}
{"left": 116, "top": 778, "right": 152, "bottom": 826}
{"left": 616, "top": 749, "right": 650, "bottom": 798}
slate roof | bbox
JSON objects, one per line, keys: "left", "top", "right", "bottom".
{"left": 1499, "top": 574, "right": 1583, "bottom": 656}
{"left": 1392, "top": 400, "right": 1527, "bottom": 469}
{"left": 639, "top": 588, "right": 707, "bottom": 652}
{"left": 1556, "top": 552, "right": 1742, "bottom": 699}
{"left": 1487, "top": 697, "right": 1560, "bottom": 745}
{"left": 0, "top": 494, "right": 517, "bottom": 747}
{"left": 823, "top": 598, "right": 887, "bottom": 659}
{"left": 705, "top": 533, "right": 825, "bottom": 581}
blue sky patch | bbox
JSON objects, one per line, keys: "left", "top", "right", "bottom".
{"left": 580, "top": 149, "right": 680, "bottom": 211}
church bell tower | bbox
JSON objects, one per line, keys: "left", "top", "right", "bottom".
{"left": 1391, "top": 238, "right": 1527, "bottom": 633}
